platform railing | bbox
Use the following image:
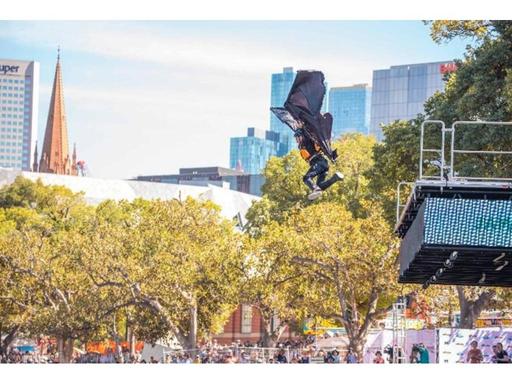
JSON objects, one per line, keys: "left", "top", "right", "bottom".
{"left": 418, "top": 119, "right": 512, "bottom": 183}
{"left": 398, "top": 119, "right": 512, "bottom": 227}
{"left": 419, "top": 120, "right": 446, "bottom": 180}
{"left": 450, "top": 121, "right": 512, "bottom": 181}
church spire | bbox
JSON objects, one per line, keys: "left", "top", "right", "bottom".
{"left": 72, "top": 143, "right": 78, "bottom": 174}
{"left": 39, "top": 48, "right": 77, "bottom": 176}
{"left": 32, "top": 141, "right": 38, "bottom": 172}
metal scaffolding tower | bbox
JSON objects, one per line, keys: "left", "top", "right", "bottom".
{"left": 391, "top": 299, "right": 407, "bottom": 363}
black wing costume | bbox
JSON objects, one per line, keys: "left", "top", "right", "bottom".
{"left": 270, "top": 70, "right": 337, "bottom": 162}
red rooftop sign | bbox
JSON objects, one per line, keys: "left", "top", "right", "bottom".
{"left": 440, "top": 63, "right": 457, "bottom": 74}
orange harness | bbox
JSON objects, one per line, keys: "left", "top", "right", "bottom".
{"left": 300, "top": 143, "right": 321, "bottom": 161}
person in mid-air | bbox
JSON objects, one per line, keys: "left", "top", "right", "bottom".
{"left": 270, "top": 70, "right": 343, "bottom": 201}
{"left": 294, "top": 122, "right": 343, "bottom": 200}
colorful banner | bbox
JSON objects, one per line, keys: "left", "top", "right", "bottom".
{"left": 438, "top": 328, "right": 512, "bottom": 363}
{"left": 476, "top": 318, "right": 512, "bottom": 328}
{"left": 86, "top": 340, "right": 144, "bottom": 355}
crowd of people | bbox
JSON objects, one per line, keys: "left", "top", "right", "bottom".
{"left": 148, "top": 338, "right": 359, "bottom": 364}
{"left": 2, "top": 349, "right": 40, "bottom": 364}
{"left": 147, "top": 346, "right": 360, "bottom": 364}
{"left": 465, "top": 341, "right": 510, "bottom": 364}
{"left": 1, "top": 337, "right": 510, "bottom": 364}
{"left": 0, "top": 337, "right": 360, "bottom": 364}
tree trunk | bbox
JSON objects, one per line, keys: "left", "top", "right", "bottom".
{"left": 261, "top": 318, "right": 276, "bottom": 348}
{"left": 135, "top": 293, "right": 189, "bottom": 348}
{"left": 260, "top": 315, "right": 286, "bottom": 348}
{"left": 128, "top": 327, "right": 136, "bottom": 358}
{"left": 57, "top": 336, "right": 64, "bottom": 362}
{"left": 111, "top": 317, "right": 123, "bottom": 362}
{"left": 57, "top": 336, "right": 74, "bottom": 363}
{"left": 1, "top": 325, "right": 20, "bottom": 356}
{"left": 448, "top": 301, "right": 453, "bottom": 327}
{"left": 348, "top": 335, "right": 366, "bottom": 363}
{"left": 456, "top": 286, "right": 495, "bottom": 328}
{"left": 66, "top": 338, "right": 74, "bottom": 363}
{"left": 186, "top": 303, "right": 198, "bottom": 351}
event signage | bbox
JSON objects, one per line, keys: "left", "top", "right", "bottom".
{"left": 476, "top": 318, "right": 512, "bottom": 328}
{"left": 440, "top": 63, "right": 457, "bottom": 74}
{"left": 438, "top": 328, "right": 512, "bottom": 363}
{"left": 0, "top": 64, "right": 20, "bottom": 75}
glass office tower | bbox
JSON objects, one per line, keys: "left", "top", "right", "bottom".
{"left": 328, "top": 84, "right": 371, "bottom": 138}
{"left": 229, "top": 127, "right": 281, "bottom": 175}
{"left": 370, "top": 61, "right": 454, "bottom": 140}
{"left": 269, "top": 67, "right": 296, "bottom": 155}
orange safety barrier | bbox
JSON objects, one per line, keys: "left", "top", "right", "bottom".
{"left": 86, "top": 341, "right": 144, "bottom": 355}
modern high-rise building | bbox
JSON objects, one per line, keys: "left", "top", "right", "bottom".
{"left": 328, "top": 84, "right": 372, "bottom": 138}
{"left": 270, "top": 67, "right": 296, "bottom": 155}
{"left": 370, "top": 61, "right": 455, "bottom": 140}
{"left": 229, "top": 127, "right": 282, "bottom": 175}
{"left": 0, "top": 59, "right": 39, "bottom": 171}
{"left": 36, "top": 52, "right": 78, "bottom": 175}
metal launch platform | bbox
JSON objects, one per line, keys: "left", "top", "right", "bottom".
{"left": 395, "top": 121, "right": 512, "bottom": 288}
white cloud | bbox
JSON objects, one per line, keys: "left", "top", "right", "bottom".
{"left": 4, "top": 22, "right": 375, "bottom": 83}
{"left": 8, "top": 21, "right": 382, "bottom": 179}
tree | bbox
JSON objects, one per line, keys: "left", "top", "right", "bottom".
{"left": 0, "top": 177, "right": 105, "bottom": 362}
{"left": 74, "top": 197, "right": 244, "bottom": 350}
{"left": 367, "top": 119, "right": 423, "bottom": 225}
{"left": 244, "top": 133, "right": 400, "bottom": 355}
{"left": 0, "top": 209, "right": 35, "bottom": 356}
{"left": 428, "top": 20, "right": 492, "bottom": 44}
{"left": 240, "top": 222, "right": 308, "bottom": 347}
{"left": 426, "top": 21, "right": 512, "bottom": 178}
{"left": 0, "top": 177, "right": 245, "bottom": 358}
{"left": 246, "top": 133, "right": 377, "bottom": 233}
{"left": 285, "top": 202, "right": 399, "bottom": 361}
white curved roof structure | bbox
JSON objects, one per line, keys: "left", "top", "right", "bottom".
{"left": 0, "top": 169, "right": 259, "bottom": 223}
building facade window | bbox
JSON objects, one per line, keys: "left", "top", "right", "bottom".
{"left": 241, "top": 304, "right": 253, "bottom": 334}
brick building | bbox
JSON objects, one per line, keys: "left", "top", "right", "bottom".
{"left": 214, "top": 305, "right": 295, "bottom": 345}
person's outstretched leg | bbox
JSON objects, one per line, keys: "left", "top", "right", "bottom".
{"left": 316, "top": 169, "right": 327, "bottom": 188}
{"left": 303, "top": 158, "right": 324, "bottom": 191}
{"left": 303, "top": 166, "right": 319, "bottom": 191}
{"left": 304, "top": 157, "right": 329, "bottom": 200}
{"left": 318, "top": 171, "right": 344, "bottom": 190}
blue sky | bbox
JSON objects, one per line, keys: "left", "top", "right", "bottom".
{"left": 0, "top": 21, "right": 471, "bottom": 179}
